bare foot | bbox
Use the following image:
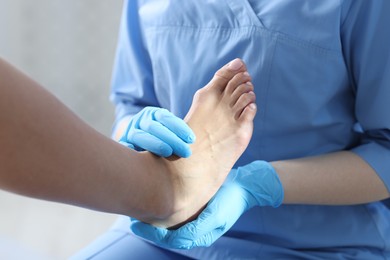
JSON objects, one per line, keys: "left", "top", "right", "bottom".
{"left": 145, "top": 59, "right": 256, "bottom": 228}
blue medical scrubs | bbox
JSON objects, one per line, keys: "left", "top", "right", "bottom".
{"left": 72, "top": 0, "right": 390, "bottom": 259}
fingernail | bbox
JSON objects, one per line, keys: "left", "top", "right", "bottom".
{"left": 249, "top": 103, "right": 257, "bottom": 110}
{"left": 187, "top": 133, "right": 196, "bottom": 143}
{"left": 228, "top": 58, "right": 243, "bottom": 71}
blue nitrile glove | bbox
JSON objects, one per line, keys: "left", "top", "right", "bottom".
{"left": 118, "top": 107, "right": 196, "bottom": 158}
{"left": 130, "top": 160, "right": 284, "bottom": 249}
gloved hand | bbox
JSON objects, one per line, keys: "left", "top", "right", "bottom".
{"left": 130, "top": 160, "right": 284, "bottom": 249}
{"left": 118, "top": 106, "right": 196, "bottom": 158}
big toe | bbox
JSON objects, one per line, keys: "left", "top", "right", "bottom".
{"left": 207, "top": 58, "right": 247, "bottom": 91}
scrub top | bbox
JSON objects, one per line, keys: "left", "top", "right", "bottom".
{"left": 109, "top": 0, "right": 390, "bottom": 259}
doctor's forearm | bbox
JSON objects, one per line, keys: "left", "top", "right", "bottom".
{"left": 272, "top": 151, "right": 390, "bottom": 205}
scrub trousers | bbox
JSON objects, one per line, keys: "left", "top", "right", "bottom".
{"left": 70, "top": 216, "right": 389, "bottom": 260}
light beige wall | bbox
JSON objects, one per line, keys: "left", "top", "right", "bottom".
{"left": 0, "top": 0, "right": 123, "bottom": 135}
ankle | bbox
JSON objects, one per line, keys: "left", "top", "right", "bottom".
{"left": 122, "top": 153, "right": 177, "bottom": 222}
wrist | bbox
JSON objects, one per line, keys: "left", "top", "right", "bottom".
{"left": 222, "top": 169, "right": 257, "bottom": 209}
{"left": 236, "top": 160, "right": 284, "bottom": 207}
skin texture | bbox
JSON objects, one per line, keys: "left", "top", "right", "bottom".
{"left": 272, "top": 151, "right": 389, "bottom": 205}
{"left": 0, "top": 57, "right": 256, "bottom": 227}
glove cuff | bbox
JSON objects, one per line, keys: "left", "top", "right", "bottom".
{"left": 236, "top": 161, "right": 284, "bottom": 208}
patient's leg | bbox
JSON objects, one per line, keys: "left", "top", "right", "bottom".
{"left": 145, "top": 59, "right": 257, "bottom": 227}
{"left": 0, "top": 56, "right": 253, "bottom": 226}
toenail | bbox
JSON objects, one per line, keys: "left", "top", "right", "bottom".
{"left": 249, "top": 103, "right": 257, "bottom": 110}
{"left": 228, "top": 59, "right": 243, "bottom": 70}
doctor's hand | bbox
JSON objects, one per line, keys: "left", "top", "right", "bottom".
{"left": 131, "top": 160, "right": 284, "bottom": 249}
{"left": 118, "top": 106, "right": 195, "bottom": 158}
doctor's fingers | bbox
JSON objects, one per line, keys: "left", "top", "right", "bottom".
{"left": 153, "top": 109, "right": 195, "bottom": 144}
{"left": 127, "top": 129, "right": 173, "bottom": 157}
{"left": 118, "top": 141, "right": 135, "bottom": 150}
{"left": 191, "top": 229, "right": 226, "bottom": 249}
{"left": 137, "top": 118, "right": 193, "bottom": 158}
{"left": 130, "top": 221, "right": 190, "bottom": 249}
{"left": 167, "top": 219, "right": 226, "bottom": 249}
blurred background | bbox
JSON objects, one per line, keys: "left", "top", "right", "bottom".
{"left": 0, "top": 0, "right": 124, "bottom": 258}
